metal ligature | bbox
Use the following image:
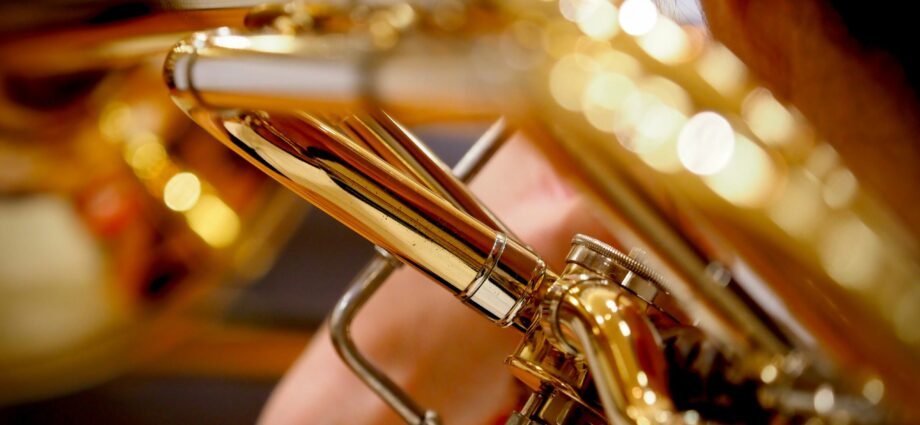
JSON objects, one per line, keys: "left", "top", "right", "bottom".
{"left": 3, "top": 0, "right": 919, "bottom": 423}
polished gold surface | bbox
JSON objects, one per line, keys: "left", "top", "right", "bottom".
{"left": 556, "top": 282, "right": 674, "bottom": 424}
{"left": 3, "top": 0, "right": 919, "bottom": 423}
{"left": 162, "top": 73, "right": 547, "bottom": 326}
{"left": 527, "top": 238, "right": 675, "bottom": 424}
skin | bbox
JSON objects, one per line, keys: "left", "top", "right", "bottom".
{"left": 261, "top": 1, "right": 920, "bottom": 423}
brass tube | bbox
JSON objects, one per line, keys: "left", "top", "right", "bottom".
{"left": 328, "top": 125, "right": 510, "bottom": 425}
{"left": 369, "top": 112, "right": 517, "bottom": 237}
{"left": 340, "top": 115, "right": 439, "bottom": 193}
{"left": 556, "top": 282, "right": 675, "bottom": 425}
{"left": 225, "top": 110, "right": 538, "bottom": 326}
{"left": 163, "top": 29, "right": 509, "bottom": 121}
{"left": 337, "top": 113, "right": 514, "bottom": 239}
{"left": 167, "top": 40, "right": 546, "bottom": 327}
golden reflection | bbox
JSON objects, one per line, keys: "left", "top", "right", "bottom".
{"left": 163, "top": 172, "right": 202, "bottom": 212}
{"left": 822, "top": 167, "right": 858, "bottom": 209}
{"left": 760, "top": 364, "right": 778, "bottom": 383}
{"left": 635, "top": 103, "right": 685, "bottom": 142}
{"left": 805, "top": 143, "right": 839, "bottom": 179}
{"left": 573, "top": 36, "right": 615, "bottom": 66}
{"left": 642, "top": 389, "right": 656, "bottom": 405}
{"left": 768, "top": 170, "right": 825, "bottom": 239}
{"left": 813, "top": 385, "right": 835, "bottom": 415}
{"left": 387, "top": 3, "right": 416, "bottom": 29}
{"left": 614, "top": 91, "right": 655, "bottom": 137}
{"left": 369, "top": 19, "right": 399, "bottom": 49}
{"left": 550, "top": 54, "right": 595, "bottom": 111}
{"left": 637, "top": 17, "right": 690, "bottom": 64}
{"left": 893, "top": 287, "right": 920, "bottom": 344}
{"left": 575, "top": 0, "right": 620, "bottom": 41}
{"left": 636, "top": 136, "right": 682, "bottom": 173}
{"left": 677, "top": 111, "right": 734, "bottom": 175}
{"left": 703, "top": 135, "right": 777, "bottom": 207}
{"left": 862, "top": 378, "right": 885, "bottom": 404}
{"left": 743, "top": 88, "right": 797, "bottom": 146}
{"left": 582, "top": 72, "right": 636, "bottom": 132}
{"left": 618, "top": 0, "right": 658, "bottom": 36}
{"left": 127, "top": 137, "right": 168, "bottom": 179}
{"left": 682, "top": 410, "right": 700, "bottom": 425}
{"left": 618, "top": 320, "right": 631, "bottom": 336}
{"left": 211, "top": 34, "right": 253, "bottom": 50}
{"left": 696, "top": 44, "right": 747, "bottom": 96}
{"left": 631, "top": 387, "right": 643, "bottom": 399}
{"left": 542, "top": 21, "right": 581, "bottom": 58}
{"left": 605, "top": 299, "right": 619, "bottom": 312}
{"left": 250, "top": 35, "right": 301, "bottom": 54}
{"left": 504, "top": 21, "right": 544, "bottom": 71}
{"left": 559, "top": 0, "right": 601, "bottom": 22}
{"left": 124, "top": 130, "right": 160, "bottom": 151}
{"left": 186, "top": 194, "right": 241, "bottom": 248}
{"left": 99, "top": 102, "right": 133, "bottom": 141}
{"left": 626, "top": 406, "right": 639, "bottom": 419}
{"left": 595, "top": 50, "right": 643, "bottom": 77}
{"left": 638, "top": 76, "right": 692, "bottom": 113}
{"left": 818, "top": 213, "right": 882, "bottom": 290}
{"left": 632, "top": 104, "right": 685, "bottom": 173}
{"left": 581, "top": 72, "right": 689, "bottom": 174}
{"left": 637, "top": 371, "right": 648, "bottom": 386}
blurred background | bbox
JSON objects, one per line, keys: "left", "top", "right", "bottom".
{"left": 0, "top": 161, "right": 467, "bottom": 425}
{"left": 0, "top": 63, "right": 482, "bottom": 423}
{"left": 0, "top": 5, "right": 485, "bottom": 420}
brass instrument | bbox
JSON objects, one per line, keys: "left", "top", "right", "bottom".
{"left": 2, "top": 0, "right": 919, "bottom": 423}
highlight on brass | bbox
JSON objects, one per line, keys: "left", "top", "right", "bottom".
{"left": 1, "top": 0, "right": 918, "bottom": 424}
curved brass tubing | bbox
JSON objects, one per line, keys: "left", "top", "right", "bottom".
{"left": 161, "top": 26, "right": 784, "bottom": 358}
{"left": 555, "top": 281, "right": 675, "bottom": 425}
{"left": 327, "top": 120, "right": 512, "bottom": 425}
